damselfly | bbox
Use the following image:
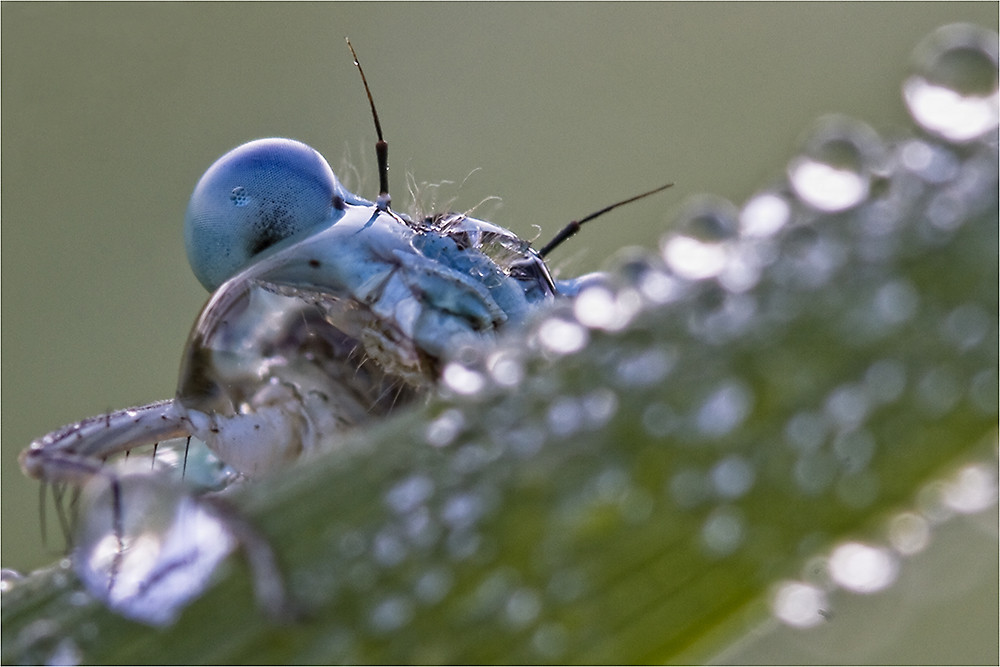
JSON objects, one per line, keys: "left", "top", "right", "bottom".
{"left": 18, "top": 40, "right": 670, "bottom": 625}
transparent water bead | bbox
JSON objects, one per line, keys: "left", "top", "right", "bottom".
{"left": 74, "top": 468, "right": 237, "bottom": 626}
{"left": 827, "top": 541, "right": 898, "bottom": 594}
{"left": 903, "top": 24, "right": 999, "bottom": 143}
{"left": 661, "top": 196, "right": 739, "bottom": 281}
{"left": 739, "top": 192, "right": 791, "bottom": 238}
{"left": 675, "top": 194, "right": 740, "bottom": 242}
{"left": 788, "top": 115, "right": 885, "bottom": 212}
{"left": 772, "top": 581, "right": 829, "bottom": 628}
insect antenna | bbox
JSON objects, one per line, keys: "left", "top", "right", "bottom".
{"left": 537, "top": 182, "right": 674, "bottom": 258}
{"left": 346, "top": 38, "right": 391, "bottom": 212}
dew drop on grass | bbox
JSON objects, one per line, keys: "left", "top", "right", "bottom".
{"left": 788, "top": 115, "right": 885, "bottom": 212}
{"left": 903, "top": 23, "right": 999, "bottom": 143}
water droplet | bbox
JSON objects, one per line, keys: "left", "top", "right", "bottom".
{"left": 864, "top": 359, "right": 907, "bottom": 405}
{"left": 824, "top": 384, "right": 870, "bottom": 432}
{"left": 442, "top": 492, "right": 486, "bottom": 530}
{"left": 614, "top": 347, "right": 676, "bottom": 388}
{"left": 777, "top": 227, "right": 847, "bottom": 289}
{"left": 452, "top": 442, "right": 498, "bottom": 474}
{"left": 942, "top": 464, "right": 997, "bottom": 514}
{"left": 635, "top": 264, "right": 686, "bottom": 304}
{"left": 916, "top": 480, "right": 956, "bottom": 524}
{"left": 788, "top": 115, "right": 884, "bottom": 212}
{"left": 680, "top": 195, "right": 741, "bottom": 240}
{"left": 506, "top": 425, "right": 546, "bottom": 458}
{"left": 696, "top": 380, "right": 753, "bottom": 437}
{"left": 740, "top": 192, "right": 791, "bottom": 238}
{"left": 414, "top": 567, "right": 454, "bottom": 605}
{"left": 832, "top": 430, "right": 876, "bottom": 473}
{"left": 872, "top": 279, "right": 919, "bottom": 327}
{"left": 925, "top": 188, "right": 967, "bottom": 232}
{"left": 719, "top": 247, "right": 764, "bottom": 293}
{"left": 916, "top": 364, "right": 962, "bottom": 417}
{"left": 701, "top": 506, "right": 746, "bottom": 557}
{"left": 903, "top": 23, "right": 999, "bottom": 143}
{"left": 425, "top": 409, "right": 465, "bottom": 448}
{"left": 486, "top": 350, "right": 524, "bottom": 387}
{"left": 710, "top": 455, "right": 756, "bottom": 499}
{"left": 661, "top": 235, "right": 728, "bottom": 281}
{"left": 68, "top": 590, "right": 92, "bottom": 607}
{"left": 46, "top": 638, "right": 82, "bottom": 666}
{"left": 828, "top": 542, "right": 897, "bottom": 593}
{"left": 505, "top": 588, "right": 542, "bottom": 627}
{"left": 0, "top": 569, "right": 24, "bottom": 590}
{"left": 546, "top": 396, "right": 584, "bottom": 437}
{"left": 373, "top": 530, "right": 408, "bottom": 567}
{"left": 700, "top": 293, "right": 758, "bottom": 340}
{"left": 573, "top": 285, "right": 640, "bottom": 331}
{"left": 386, "top": 475, "right": 435, "bottom": 514}
{"left": 369, "top": 595, "right": 414, "bottom": 633}
{"left": 941, "top": 302, "right": 990, "bottom": 350}
{"left": 888, "top": 511, "right": 931, "bottom": 555}
{"left": 581, "top": 388, "right": 619, "bottom": 429}
{"left": 596, "top": 467, "right": 630, "bottom": 502}
{"left": 442, "top": 362, "right": 486, "bottom": 396}
{"left": 899, "top": 139, "right": 960, "bottom": 183}
{"left": 772, "top": 581, "right": 829, "bottom": 628}
{"left": 785, "top": 411, "right": 829, "bottom": 453}
{"left": 74, "top": 470, "right": 237, "bottom": 626}
{"left": 536, "top": 317, "right": 588, "bottom": 355}
{"left": 403, "top": 507, "right": 437, "bottom": 548}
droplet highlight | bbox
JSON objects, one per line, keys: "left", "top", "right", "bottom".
{"left": 903, "top": 23, "right": 999, "bottom": 143}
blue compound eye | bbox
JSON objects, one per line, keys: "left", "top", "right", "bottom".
{"left": 184, "top": 138, "right": 345, "bottom": 291}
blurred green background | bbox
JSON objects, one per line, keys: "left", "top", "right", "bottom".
{"left": 3, "top": 3, "right": 996, "bottom": 661}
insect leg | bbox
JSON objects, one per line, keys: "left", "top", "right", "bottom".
{"left": 19, "top": 399, "right": 192, "bottom": 484}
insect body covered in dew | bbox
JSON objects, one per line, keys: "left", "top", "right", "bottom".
{"left": 175, "top": 136, "right": 569, "bottom": 477}
{"left": 18, "top": 44, "right": 671, "bottom": 625}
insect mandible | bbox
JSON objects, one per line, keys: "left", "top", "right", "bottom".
{"left": 18, "top": 40, "right": 671, "bottom": 624}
